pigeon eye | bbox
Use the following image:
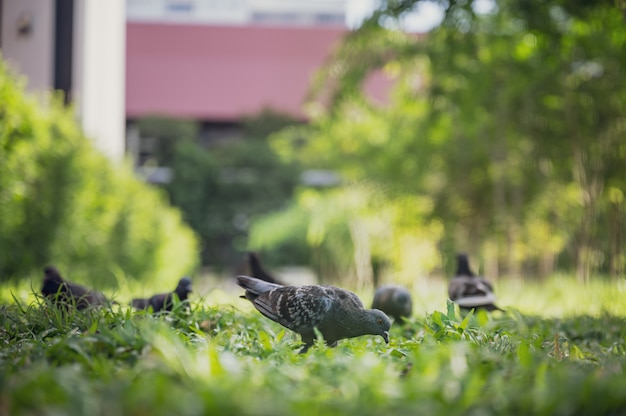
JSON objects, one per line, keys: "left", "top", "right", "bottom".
{"left": 377, "top": 318, "right": 383, "bottom": 324}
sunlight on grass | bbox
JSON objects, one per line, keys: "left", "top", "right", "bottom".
{"left": 4, "top": 272, "right": 626, "bottom": 318}
{"left": 2, "top": 274, "right": 626, "bottom": 415}
{"left": 495, "top": 275, "right": 626, "bottom": 317}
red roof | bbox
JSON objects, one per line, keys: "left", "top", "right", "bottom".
{"left": 126, "top": 23, "right": 357, "bottom": 121}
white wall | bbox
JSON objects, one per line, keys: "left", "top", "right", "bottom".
{"left": 74, "top": 0, "right": 126, "bottom": 161}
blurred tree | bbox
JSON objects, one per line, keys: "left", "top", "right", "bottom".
{"left": 253, "top": 0, "right": 626, "bottom": 282}
{"left": 0, "top": 60, "right": 198, "bottom": 286}
{"left": 140, "top": 110, "right": 303, "bottom": 270}
{"left": 135, "top": 116, "right": 198, "bottom": 167}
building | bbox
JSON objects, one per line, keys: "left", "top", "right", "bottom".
{"left": 1, "top": 0, "right": 391, "bottom": 167}
{"left": 125, "top": 1, "right": 393, "bottom": 174}
{"left": 0, "top": 0, "right": 126, "bottom": 161}
{"left": 125, "top": 22, "right": 350, "bottom": 123}
{"left": 126, "top": 0, "right": 347, "bottom": 27}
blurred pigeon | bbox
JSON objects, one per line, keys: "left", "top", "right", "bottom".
{"left": 372, "top": 285, "right": 412, "bottom": 322}
{"left": 131, "top": 277, "right": 193, "bottom": 312}
{"left": 246, "top": 252, "right": 285, "bottom": 285}
{"left": 237, "top": 275, "right": 391, "bottom": 353}
{"left": 41, "top": 266, "right": 109, "bottom": 310}
{"left": 448, "top": 254, "right": 503, "bottom": 312}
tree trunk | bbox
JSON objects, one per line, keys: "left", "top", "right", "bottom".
{"left": 349, "top": 219, "right": 373, "bottom": 291}
{"left": 572, "top": 144, "right": 602, "bottom": 283}
{"left": 609, "top": 201, "right": 624, "bottom": 278}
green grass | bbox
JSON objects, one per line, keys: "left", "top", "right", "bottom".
{"left": 1, "top": 277, "right": 626, "bottom": 415}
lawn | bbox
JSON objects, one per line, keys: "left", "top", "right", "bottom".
{"left": 1, "top": 276, "right": 626, "bottom": 415}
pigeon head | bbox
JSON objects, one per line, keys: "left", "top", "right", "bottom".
{"left": 42, "top": 266, "right": 65, "bottom": 295}
{"left": 43, "top": 266, "right": 63, "bottom": 283}
{"left": 364, "top": 309, "right": 391, "bottom": 343}
{"left": 393, "top": 290, "right": 412, "bottom": 313}
{"left": 175, "top": 277, "right": 193, "bottom": 296}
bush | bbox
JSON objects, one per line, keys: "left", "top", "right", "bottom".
{"left": 0, "top": 57, "right": 199, "bottom": 287}
{"left": 133, "top": 111, "right": 303, "bottom": 270}
{"left": 166, "top": 136, "right": 302, "bottom": 269}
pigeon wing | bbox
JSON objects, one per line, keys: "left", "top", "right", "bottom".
{"left": 449, "top": 276, "right": 499, "bottom": 308}
{"left": 333, "top": 286, "right": 365, "bottom": 310}
{"left": 476, "top": 277, "right": 494, "bottom": 293}
{"left": 148, "top": 293, "right": 169, "bottom": 312}
{"left": 448, "top": 276, "right": 478, "bottom": 300}
{"left": 253, "top": 286, "right": 333, "bottom": 333}
{"left": 65, "top": 282, "right": 107, "bottom": 309}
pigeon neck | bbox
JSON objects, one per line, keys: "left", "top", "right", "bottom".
{"left": 349, "top": 310, "right": 386, "bottom": 338}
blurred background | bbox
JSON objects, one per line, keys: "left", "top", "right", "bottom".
{"left": 0, "top": 0, "right": 624, "bottom": 295}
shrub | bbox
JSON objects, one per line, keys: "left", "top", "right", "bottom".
{"left": 134, "top": 111, "right": 303, "bottom": 269}
{"left": 0, "top": 57, "right": 199, "bottom": 287}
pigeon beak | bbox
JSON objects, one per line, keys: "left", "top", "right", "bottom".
{"left": 382, "top": 331, "right": 390, "bottom": 343}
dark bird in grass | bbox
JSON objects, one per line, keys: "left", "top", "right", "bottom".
{"left": 41, "top": 266, "right": 109, "bottom": 310}
{"left": 237, "top": 275, "right": 391, "bottom": 353}
{"left": 131, "top": 277, "right": 193, "bottom": 312}
{"left": 246, "top": 252, "right": 285, "bottom": 285}
{"left": 372, "top": 285, "right": 413, "bottom": 322}
{"left": 448, "top": 254, "right": 504, "bottom": 312}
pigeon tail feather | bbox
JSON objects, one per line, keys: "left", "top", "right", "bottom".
{"left": 237, "top": 275, "right": 282, "bottom": 296}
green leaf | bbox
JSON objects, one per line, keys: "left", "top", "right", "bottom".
{"left": 446, "top": 300, "right": 457, "bottom": 321}
{"left": 459, "top": 309, "right": 474, "bottom": 330}
{"left": 517, "top": 341, "right": 533, "bottom": 367}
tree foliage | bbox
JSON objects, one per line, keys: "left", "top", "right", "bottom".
{"left": 0, "top": 59, "right": 198, "bottom": 286}
{"left": 140, "top": 111, "right": 304, "bottom": 269}
{"left": 251, "top": 0, "right": 626, "bottom": 283}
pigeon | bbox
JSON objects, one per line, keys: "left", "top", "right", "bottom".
{"left": 246, "top": 252, "right": 285, "bottom": 285}
{"left": 371, "top": 285, "right": 413, "bottom": 322}
{"left": 131, "top": 277, "right": 193, "bottom": 312}
{"left": 448, "top": 253, "right": 503, "bottom": 312}
{"left": 237, "top": 275, "right": 391, "bottom": 353}
{"left": 41, "top": 266, "right": 109, "bottom": 310}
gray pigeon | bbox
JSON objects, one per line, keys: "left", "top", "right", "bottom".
{"left": 131, "top": 277, "right": 193, "bottom": 312}
{"left": 41, "top": 266, "right": 109, "bottom": 310}
{"left": 237, "top": 275, "right": 391, "bottom": 353}
{"left": 372, "top": 285, "right": 412, "bottom": 322}
{"left": 448, "top": 253, "right": 503, "bottom": 312}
